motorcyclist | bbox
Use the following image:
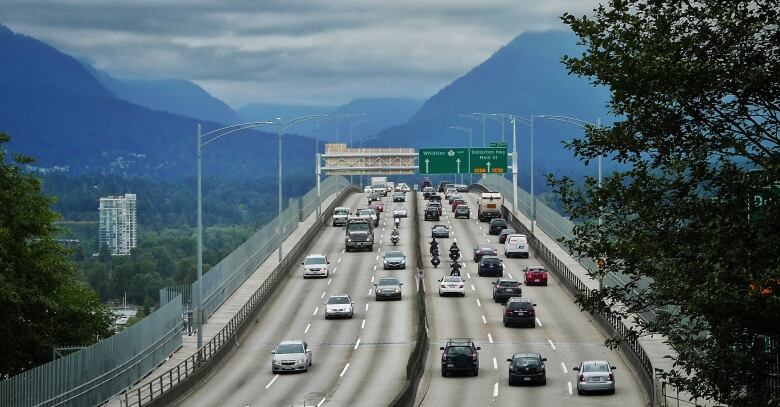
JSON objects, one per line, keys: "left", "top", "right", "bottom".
{"left": 391, "top": 228, "right": 400, "bottom": 245}
{"left": 394, "top": 216, "right": 400, "bottom": 228}
{"left": 449, "top": 242, "right": 460, "bottom": 260}
{"left": 450, "top": 261, "right": 462, "bottom": 276}
{"left": 431, "top": 255, "right": 441, "bottom": 268}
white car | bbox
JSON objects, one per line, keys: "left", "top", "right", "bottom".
{"left": 399, "top": 183, "right": 410, "bottom": 192}
{"left": 438, "top": 275, "right": 466, "bottom": 296}
{"left": 332, "top": 207, "right": 350, "bottom": 226}
{"left": 393, "top": 206, "right": 408, "bottom": 218}
{"left": 302, "top": 254, "right": 329, "bottom": 278}
{"left": 271, "top": 340, "right": 312, "bottom": 373}
{"left": 324, "top": 294, "right": 354, "bottom": 319}
{"left": 364, "top": 186, "right": 373, "bottom": 193}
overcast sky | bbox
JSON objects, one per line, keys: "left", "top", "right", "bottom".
{"left": 2, "top": 0, "right": 599, "bottom": 108}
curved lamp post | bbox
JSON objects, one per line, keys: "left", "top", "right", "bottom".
{"left": 312, "top": 114, "right": 366, "bottom": 216}
{"left": 449, "top": 126, "right": 473, "bottom": 185}
{"left": 196, "top": 121, "right": 275, "bottom": 348}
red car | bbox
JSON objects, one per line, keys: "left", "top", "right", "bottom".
{"left": 369, "top": 200, "right": 384, "bottom": 212}
{"left": 523, "top": 266, "right": 548, "bottom": 286}
{"left": 451, "top": 199, "right": 466, "bottom": 212}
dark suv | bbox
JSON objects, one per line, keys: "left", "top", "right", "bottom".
{"left": 424, "top": 207, "right": 440, "bottom": 221}
{"left": 492, "top": 278, "right": 522, "bottom": 303}
{"left": 440, "top": 338, "right": 480, "bottom": 377}
{"left": 488, "top": 218, "right": 508, "bottom": 235}
{"left": 503, "top": 297, "right": 537, "bottom": 328}
{"left": 508, "top": 352, "right": 547, "bottom": 385}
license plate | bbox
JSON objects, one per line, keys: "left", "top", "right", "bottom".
{"left": 535, "top": 279, "right": 539, "bottom": 282}
{"left": 447, "top": 364, "right": 454, "bottom": 367}
{"left": 523, "top": 377, "right": 531, "bottom": 381}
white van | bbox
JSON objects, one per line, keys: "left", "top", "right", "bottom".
{"left": 504, "top": 234, "right": 529, "bottom": 258}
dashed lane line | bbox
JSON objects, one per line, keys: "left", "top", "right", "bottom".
{"left": 481, "top": 315, "right": 487, "bottom": 324}
{"left": 548, "top": 339, "right": 557, "bottom": 350}
{"left": 317, "top": 397, "right": 327, "bottom": 407}
{"left": 493, "top": 357, "right": 498, "bottom": 370}
{"left": 361, "top": 319, "right": 366, "bottom": 329}
{"left": 365, "top": 303, "right": 369, "bottom": 311}
{"left": 471, "top": 284, "right": 476, "bottom": 292}
{"left": 354, "top": 338, "right": 361, "bottom": 350}
{"left": 536, "top": 318, "right": 543, "bottom": 327}
{"left": 313, "top": 307, "right": 319, "bottom": 316}
{"left": 338, "top": 258, "right": 342, "bottom": 264}
{"left": 561, "top": 362, "right": 568, "bottom": 374}
{"left": 488, "top": 333, "right": 493, "bottom": 343}
{"left": 265, "top": 374, "right": 279, "bottom": 389}
{"left": 321, "top": 291, "right": 326, "bottom": 299}
{"left": 476, "top": 299, "right": 481, "bottom": 307}
{"left": 304, "top": 323, "right": 311, "bottom": 333}
{"left": 493, "top": 382, "right": 499, "bottom": 397}
{"left": 368, "top": 288, "right": 373, "bottom": 296}
{"left": 340, "top": 363, "right": 350, "bottom": 378}
{"left": 568, "top": 381, "right": 573, "bottom": 395}
{"left": 327, "top": 279, "right": 332, "bottom": 286}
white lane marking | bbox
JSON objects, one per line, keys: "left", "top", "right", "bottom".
{"left": 265, "top": 374, "right": 280, "bottom": 390}
{"left": 338, "top": 258, "right": 342, "bottom": 263}
{"left": 479, "top": 226, "right": 483, "bottom": 230}
{"left": 361, "top": 319, "right": 366, "bottom": 329}
{"left": 536, "top": 318, "right": 543, "bottom": 327}
{"left": 453, "top": 237, "right": 457, "bottom": 241}
{"left": 568, "top": 381, "right": 573, "bottom": 395}
{"left": 373, "top": 265, "right": 377, "bottom": 271}
{"left": 476, "top": 299, "right": 481, "bottom": 307}
{"left": 548, "top": 339, "right": 557, "bottom": 350}
{"left": 493, "top": 357, "right": 498, "bottom": 370}
{"left": 313, "top": 307, "right": 319, "bottom": 315}
{"left": 327, "top": 278, "right": 332, "bottom": 286}
{"left": 317, "top": 397, "right": 327, "bottom": 407}
{"left": 486, "top": 238, "right": 491, "bottom": 243}
{"left": 493, "top": 382, "right": 499, "bottom": 397}
{"left": 368, "top": 288, "right": 373, "bottom": 296}
{"left": 341, "top": 249, "right": 345, "bottom": 254}
{"left": 481, "top": 315, "right": 487, "bottom": 324}
{"left": 471, "top": 284, "right": 476, "bottom": 292}
{"left": 365, "top": 303, "right": 369, "bottom": 311}
{"left": 340, "top": 363, "right": 350, "bottom": 377}
{"left": 508, "top": 273, "right": 513, "bottom": 279}
{"left": 483, "top": 232, "right": 487, "bottom": 237}
{"left": 333, "top": 267, "right": 337, "bottom": 274}
{"left": 467, "top": 272, "right": 471, "bottom": 279}
{"left": 321, "top": 291, "right": 326, "bottom": 299}
{"left": 561, "top": 362, "right": 568, "bottom": 374}
{"left": 304, "top": 323, "right": 311, "bottom": 333}
{"left": 376, "top": 255, "right": 379, "bottom": 261}
{"left": 354, "top": 338, "right": 361, "bottom": 350}
{"left": 371, "top": 275, "right": 375, "bottom": 283}
{"left": 488, "top": 333, "right": 493, "bottom": 343}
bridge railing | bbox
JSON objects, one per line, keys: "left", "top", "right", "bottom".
{"left": 0, "top": 296, "right": 183, "bottom": 407}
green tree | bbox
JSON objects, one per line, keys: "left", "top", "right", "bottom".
{"left": 555, "top": 1, "right": 780, "bottom": 405}
{"left": 0, "top": 133, "right": 112, "bottom": 376}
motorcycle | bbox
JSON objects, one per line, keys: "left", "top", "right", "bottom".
{"left": 450, "top": 261, "right": 462, "bottom": 276}
{"left": 391, "top": 233, "right": 400, "bottom": 246}
{"left": 449, "top": 249, "right": 460, "bottom": 261}
{"left": 431, "top": 255, "right": 441, "bottom": 268}
{"left": 394, "top": 217, "right": 400, "bottom": 228}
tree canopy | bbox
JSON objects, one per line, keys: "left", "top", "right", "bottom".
{"left": 554, "top": 1, "right": 780, "bottom": 405}
{"left": 0, "top": 133, "right": 111, "bottom": 376}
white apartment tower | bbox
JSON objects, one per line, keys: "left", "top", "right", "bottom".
{"left": 98, "top": 193, "right": 137, "bottom": 255}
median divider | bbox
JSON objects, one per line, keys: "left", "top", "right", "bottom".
{"left": 121, "top": 185, "right": 360, "bottom": 407}
{"left": 389, "top": 191, "right": 429, "bottom": 407}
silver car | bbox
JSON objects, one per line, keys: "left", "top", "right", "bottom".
{"left": 271, "top": 340, "right": 312, "bottom": 374}
{"left": 383, "top": 250, "right": 407, "bottom": 270}
{"left": 573, "top": 360, "right": 617, "bottom": 395}
{"left": 393, "top": 206, "right": 408, "bottom": 218}
{"left": 324, "top": 294, "right": 354, "bottom": 319}
{"left": 375, "top": 277, "right": 402, "bottom": 301}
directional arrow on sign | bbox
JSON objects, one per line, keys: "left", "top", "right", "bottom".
{"left": 456, "top": 158, "right": 461, "bottom": 173}
{"left": 425, "top": 159, "right": 430, "bottom": 173}
{"left": 486, "top": 162, "right": 492, "bottom": 173}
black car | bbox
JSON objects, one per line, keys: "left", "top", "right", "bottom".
{"left": 454, "top": 205, "right": 470, "bottom": 219}
{"left": 432, "top": 224, "right": 450, "bottom": 238}
{"left": 367, "top": 192, "right": 382, "bottom": 204}
{"left": 473, "top": 245, "right": 497, "bottom": 262}
{"left": 423, "top": 187, "right": 436, "bottom": 199}
{"left": 488, "top": 218, "right": 508, "bottom": 235}
{"left": 437, "top": 181, "right": 452, "bottom": 193}
{"left": 429, "top": 201, "right": 443, "bottom": 215}
{"left": 508, "top": 353, "right": 547, "bottom": 386}
{"left": 503, "top": 297, "right": 537, "bottom": 327}
{"left": 492, "top": 278, "right": 522, "bottom": 303}
{"left": 498, "top": 228, "right": 516, "bottom": 244}
{"left": 478, "top": 256, "right": 504, "bottom": 277}
{"left": 424, "top": 207, "right": 440, "bottom": 221}
{"left": 440, "top": 338, "right": 480, "bottom": 377}
{"left": 392, "top": 191, "right": 405, "bottom": 202}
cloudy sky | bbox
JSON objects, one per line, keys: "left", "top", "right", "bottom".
{"left": 2, "top": 0, "right": 599, "bottom": 108}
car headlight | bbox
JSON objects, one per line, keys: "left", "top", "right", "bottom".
{"left": 273, "top": 359, "right": 281, "bottom": 365}
{"left": 298, "top": 357, "right": 306, "bottom": 364}
{"left": 394, "top": 288, "right": 401, "bottom": 293}
{"left": 346, "top": 237, "right": 352, "bottom": 242}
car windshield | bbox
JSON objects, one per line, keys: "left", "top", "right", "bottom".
{"left": 515, "top": 357, "right": 541, "bottom": 367}
{"left": 443, "top": 277, "right": 461, "bottom": 283}
{"left": 477, "top": 246, "right": 494, "bottom": 253}
{"left": 378, "top": 279, "right": 399, "bottom": 286}
{"left": 501, "top": 229, "right": 516, "bottom": 235}
{"left": 434, "top": 226, "right": 447, "bottom": 230}
{"left": 276, "top": 343, "right": 304, "bottom": 354}
{"left": 497, "top": 280, "right": 519, "bottom": 287}
{"left": 334, "top": 209, "right": 349, "bottom": 215}
{"left": 304, "top": 257, "right": 326, "bottom": 265}
{"left": 527, "top": 267, "right": 545, "bottom": 273}
{"left": 347, "top": 222, "right": 370, "bottom": 232}
{"left": 358, "top": 209, "right": 374, "bottom": 216}
{"left": 385, "top": 251, "right": 404, "bottom": 258}
{"left": 327, "top": 296, "right": 350, "bottom": 305}
{"left": 583, "top": 363, "right": 610, "bottom": 372}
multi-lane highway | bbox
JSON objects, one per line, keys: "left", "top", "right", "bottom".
{"left": 177, "top": 192, "right": 417, "bottom": 407}
{"left": 413, "top": 192, "right": 646, "bottom": 406}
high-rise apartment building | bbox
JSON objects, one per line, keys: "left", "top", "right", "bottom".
{"left": 98, "top": 193, "right": 137, "bottom": 255}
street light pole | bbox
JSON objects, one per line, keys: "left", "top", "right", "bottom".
{"left": 511, "top": 117, "right": 518, "bottom": 218}
{"left": 277, "top": 119, "right": 284, "bottom": 263}
{"left": 530, "top": 115, "right": 535, "bottom": 233}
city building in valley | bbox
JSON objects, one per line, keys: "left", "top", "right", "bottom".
{"left": 98, "top": 193, "right": 137, "bottom": 255}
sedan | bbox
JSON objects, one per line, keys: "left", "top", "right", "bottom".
{"left": 383, "top": 250, "right": 407, "bottom": 270}
{"left": 369, "top": 200, "right": 384, "bottom": 212}
{"left": 508, "top": 353, "right": 547, "bottom": 386}
{"left": 447, "top": 193, "right": 462, "bottom": 204}
{"left": 324, "top": 294, "right": 354, "bottom": 319}
{"left": 478, "top": 255, "right": 504, "bottom": 277}
{"left": 367, "top": 192, "right": 381, "bottom": 203}
{"left": 393, "top": 206, "right": 408, "bottom": 218}
{"left": 271, "top": 340, "right": 312, "bottom": 374}
{"left": 573, "top": 360, "right": 617, "bottom": 395}
{"left": 498, "top": 228, "right": 517, "bottom": 244}
{"left": 488, "top": 218, "right": 508, "bottom": 235}
{"left": 451, "top": 199, "right": 466, "bottom": 212}
{"left": 454, "top": 205, "right": 470, "bottom": 219}
{"left": 524, "top": 265, "right": 548, "bottom": 286}
{"left": 473, "top": 245, "right": 498, "bottom": 262}
{"left": 438, "top": 276, "right": 466, "bottom": 296}
{"left": 375, "top": 277, "right": 403, "bottom": 301}
{"left": 456, "top": 184, "right": 469, "bottom": 193}
{"left": 431, "top": 225, "right": 450, "bottom": 238}
{"left": 392, "top": 191, "right": 406, "bottom": 202}
{"left": 492, "top": 278, "right": 522, "bottom": 302}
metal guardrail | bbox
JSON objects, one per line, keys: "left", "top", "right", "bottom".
{"left": 0, "top": 296, "right": 183, "bottom": 407}
{"left": 119, "top": 184, "right": 359, "bottom": 406}
{"left": 471, "top": 183, "right": 656, "bottom": 406}
{"left": 389, "top": 190, "right": 429, "bottom": 407}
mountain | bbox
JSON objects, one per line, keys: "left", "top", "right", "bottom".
{"left": 91, "top": 69, "right": 242, "bottom": 125}
{"left": 0, "top": 24, "right": 317, "bottom": 185}
{"left": 370, "top": 30, "right": 612, "bottom": 189}
{"left": 236, "top": 103, "right": 336, "bottom": 124}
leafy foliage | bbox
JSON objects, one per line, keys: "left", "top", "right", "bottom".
{"left": 0, "top": 133, "right": 112, "bottom": 376}
{"left": 553, "top": 1, "right": 780, "bottom": 404}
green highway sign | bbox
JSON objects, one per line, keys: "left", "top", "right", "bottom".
{"left": 419, "top": 148, "right": 469, "bottom": 174}
{"left": 469, "top": 147, "right": 508, "bottom": 174}
{"left": 418, "top": 147, "right": 508, "bottom": 174}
